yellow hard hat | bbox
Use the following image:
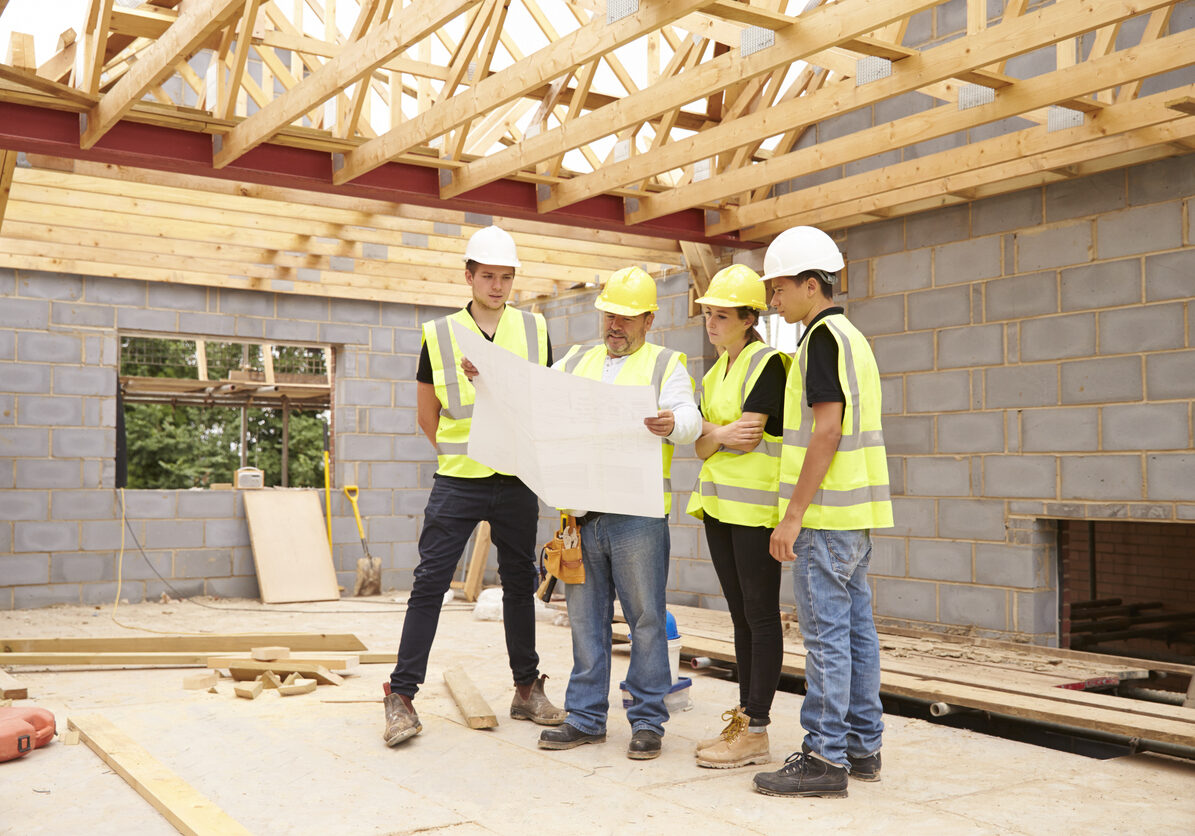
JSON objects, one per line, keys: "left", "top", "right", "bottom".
{"left": 695, "top": 264, "right": 768, "bottom": 310}
{"left": 595, "top": 266, "right": 658, "bottom": 316}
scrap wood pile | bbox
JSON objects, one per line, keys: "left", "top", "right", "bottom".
{"left": 618, "top": 603, "right": 1195, "bottom": 752}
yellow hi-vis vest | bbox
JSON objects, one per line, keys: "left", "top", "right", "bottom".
{"left": 424, "top": 305, "right": 548, "bottom": 478}
{"left": 779, "top": 313, "right": 893, "bottom": 530}
{"left": 559, "top": 341, "right": 686, "bottom": 516}
{"left": 686, "top": 341, "right": 790, "bottom": 528}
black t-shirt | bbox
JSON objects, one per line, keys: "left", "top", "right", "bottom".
{"left": 700, "top": 349, "right": 787, "bottom": 438}
{"left": 416, "top": 303, "right": 553, "bottom": 384}
{"left": 798, "top": 307, "right": 847, "bottom": 407}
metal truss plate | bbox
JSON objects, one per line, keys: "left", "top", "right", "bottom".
{"left": 1048, "top": 105, "right": 1085, "bottom": 132}
{"left": 958, "top": 83, "right": 996, "bottom": 110}
{"left": 741, "top": 26, "right": 775, "bottom": 56}
{"left": 607, "top": 0, "right": 638, "bottom": 24}
{"left": 856, "top": 56, "right": 892, "bottom": 86}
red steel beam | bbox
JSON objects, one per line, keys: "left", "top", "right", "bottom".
{"left": 0, "top": 101, "right": 747, "bottom": 247}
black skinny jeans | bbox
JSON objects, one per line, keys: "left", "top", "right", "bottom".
{"left": 389, "top": 473, "right": 541, "bottom": 697}
{"left": 703, "top": 514, "right": 783, "bottom": 721}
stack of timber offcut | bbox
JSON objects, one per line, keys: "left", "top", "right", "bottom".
{"left": 613, "top": 604, "right": 1195, "bottom": 752}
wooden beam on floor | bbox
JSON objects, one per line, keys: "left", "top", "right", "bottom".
{"left": 67, "top": 714, "right": 254, "bottom": 836}
{"left": 443, "top": 665, "right": 498, "bottom": 729}
{"left": 0, "top": 668, "right": 29, "bottom": 699}
{"left": 0, "top": 633, "right": 367, "bottom": 653}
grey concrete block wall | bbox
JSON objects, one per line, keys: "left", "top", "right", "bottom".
{"left": 836, "top": 154, "right": 1194, "bottom": 644}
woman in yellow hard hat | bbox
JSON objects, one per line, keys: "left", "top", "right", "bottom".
{"left": 686, "top": 263, "right": 790, "bottom": 770}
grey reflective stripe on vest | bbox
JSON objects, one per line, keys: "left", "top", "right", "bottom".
{"left": 780, "top": 481, "right": 892, "bottom": 508}
{"left": 718, "top": 439, "right": 782, "bottom": 457}
{"left": 821, "top": 318, "right": 863, "bottom": 441}
{"left": 789, "top": 319, "right": 884, "bottom": 453}
{"left": 560, "top": 345, "right": 592, "bottom": 374}
{"left": 433, "top": 319, "right": 472, "bottom": 420}
{"left": 739, "top": 346, "right": 773, "bottom": 405}
{"left": 783, "top": 426, "right": 883, "bottom": 453}
{"left": 700, "top": 481, "right": 775, "bottom": 507}
{"left": 437, "top": 441, "right": 469, "bottom": 455}
{"left": 518, "top": 309, "right": 541, "bottom": 366}
{"left": 652, "top": 348, "right": 679, "bottom": 450}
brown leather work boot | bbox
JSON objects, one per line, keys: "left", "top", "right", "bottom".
{"left": 510, "top": 674, "right": 566, "bottom": 725}
{"left": 383, "top": 692, "right": 422, "bottom": 746}
{"left": 695, "top": 706, "right": 746, "bottom": 752}
{"left": 697, "top": 723, "right": 770, "bottom": 769}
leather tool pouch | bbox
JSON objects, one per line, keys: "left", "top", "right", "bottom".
{"left": 543, "top": 516, "right": 584, "bottom": 584}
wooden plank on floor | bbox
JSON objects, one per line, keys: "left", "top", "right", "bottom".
{"left": 0, "top": 668, "right": 29, "bottom": 699}
{"left": 67, "top": 714, "right": 253, "bottom": 836}
{"left": 222, "top": 661, "right": 343, "bottom": 685}
{"left": 0, "top": 633, "right": 367, "bottom": 653}
{"left": 443, "top": 665, "right": 498, "bottom": 729}
{"left": 242, "top": 490, "right": 340, "bottom": 604}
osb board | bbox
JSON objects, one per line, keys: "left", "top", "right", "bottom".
{"left": 242, "top": 491, "right": 340, "bottom": 604}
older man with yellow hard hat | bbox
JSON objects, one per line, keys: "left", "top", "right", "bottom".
{"left": 537, "top": 266, "right": 701, "bottom": 760}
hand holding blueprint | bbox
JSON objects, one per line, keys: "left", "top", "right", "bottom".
{"left": 451, "top": 321, "right": 665, "bottom": 517}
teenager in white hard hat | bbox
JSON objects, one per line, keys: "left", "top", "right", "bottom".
{"left": 750, "top": 226, "right": 893, "bottom": 798}
{"left": 384, "top": 225, "right": 565, "bottom": 746}
{"left": 537, "top": 266, "right": 701, "bottom": 760}
{"left": 686, "top": 264, "right": 791, "bottom": 769}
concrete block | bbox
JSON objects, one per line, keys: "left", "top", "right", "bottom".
{"left": 1018, "top": 313, "right": 1095, "bottom": 363}
{"left": 846, "top": 295, "right": 904, "bottom": 336}
{"left": 368, "top": 515, "right": 417, "bottom": 544}
{"left": 887, "top": 497, "right": 935, "bottom": 537}
{"left": 934, "top": 236, "right": 1002, "bottom": 284}
{"left": 18, "top": 332, "right": 82, "bottom": 364}
{"left": 906, "top": 204, "right": 970, "bottom": 250}
{"left": 1044, "top": 170, "right": 1125, "bottom": 222}
{"left": 176, "top": 490, "right": 236, "bottom": 518}
{"left": 1016, "top": 222, "right": 1092, "bottom": 271}
{"left": 4, "top": 362, "right": 53, "bottom": 394}
{"left": 903, "top": 286, "right": 969, "bottom": 333}
{"left": 179, "top": 312, "right": 236, "bottom": 337}
{"left": 2, "top": 553, "right": 50, "bottom": 585}
{"left": 0, "top": 298, "right": 49, "bottom": 330}
{"left": 1145, "top": 250, "right": 1195, "bottom": 302}
{"left": 882, "top": 416, "right": 934, "bottom": 456}
{"left": 1145, "top": 349, "right": 1195, "bottom": 400}
{"left": 277, "top": 294, "right": 329, "bottom": 321}
{"left": 79, "top": 520, "right": 127, "bottom": 551}
{"left": 938, "top": 498, "right": 1006, "bottom": 540}
{"left": 846, "top": 149, "right": 901, "bottom": 179}
{"left": 141, "top": 519, "right": 202, "bottom": 550}
{"left": 14, "top": 521, "right": 79, "bottom": 552}
{"left": 936, "top": 0, "right": 966, "bottom": 35}
{"left": 908, "top": 539, "right": 971, "bottom": 583}
{"left": 329, "top": 256, "right": 355, "bottom": 272}
{"left": 14, "top": 584, "right": 82, "bottom": 609}
{"left": 120, "top": 490, "right": 176, "bottom": 519}
{"left": 367, "top": 463, "right": 419, "bottom": 489}
{"left": 14, "top": 271, "right": 82, "bottom": 300}
{"left": 0, "top": 427, "right": 51, "bottom": 459}
{"left": 937, "top": 323, "right": 1003, "bottom": 368}
{"left": 234, "top": 316, "right": 264, "bottom": 339}
{"left": 341, "top": 380, "right": 392, "bottom": 407}
{"left": 983, "top": 272, "right": 1058, "bottom": 322}
{"left": 0, "top": 330, "right": 12, "bottom": 361}
{"left": 1145, "top": 454, "right": 1195, "bottom": 501}
{"left": 1016, "top": 590, "right": 1057, "bottom": 636}
{"left": 1128, "top": 155, "right": 1195, "bottom": 206}
{"left": 340, "top": 434, "right": 394, "bottom": 462}
{"left": 263, "top": 319, "right": 320, "bottom": 342}
{"left": 381, "top": 304, "right": 417, "bottom": 329}
{"left": 394, "top": 435, "right": 437, "bottom": 462}
{"left": 880, "top": 376, "right": 903, "bottom": 414}
{"left": 1059, "top": 258, "right": 1142, "bottom": 311}
{"left": 971, "top": 189, "right": 1043, "bottom": 236}
{"left": 83, "top": 581, "right": 138, "bottom": 606}
{"left": 368, "top": 353, "right": 415, "bottom": 381}
{"left": 907, "top": 371, "right": 971, "bottom": 413}
{"left": 331, "top": 298, "right": 381, "bottom": 325}
{"left": 872, "top": 249, "right": 931, "bottom": 296}
{"left": 875, "top": 578, "right": 936, "bottom": 621}
{"left": 84, "top": 276, "right": 145, "bottom": 306}
{"left": 845, "top": 218, "right": 904, "bottom": 259}
{"left": 205, "top": 518, "right": 250, "bottom": 548}
{"left": 1097, "top": 202, "right": 1183, "bottom": 259}
{"left": 1061, "top": 455, "right": 1142, "bottom": 501}
{"left": 983, "top": 455, "right": 1056, "bottom": 498}
{"left": 984, "top": 365, "right": 1058, "bottom": 409}
{"left": 873, "top": 332, "right": 934, "bottom": 374}
{"left": 145, "top": 579, "right": 204, "bottom": 600}
{"left": 18, "top": 396, "right": 83, "bottom": 427}
{"left": 366, "top": 408, "right": 416, "bottom": 435}
{"left": 1021, "top": 407, "right": 1098, "bottom": 452}
{"left": 906, "top": 456, "right": 971, "bottom": 497}
{"left": 936, "top": 412, "right": 1004, "bottom": 453}
{"left": 1060, "top": 356, "right": 1142, "bottom": 404}
{"left": 817, "top": 106, "right": 872, "bottom": 142}
{"left": 218, "top": 289, "right": 274, "bottom": 317}
{"left": 148, "top": 282, "right": 208, "bottom": 312}
{"left": 903, "top": 131, "right": 968, "bottom": 161}
{"left": 53, "top": 366, "right": 117, "bottom": 396}
{"left": 116, "top": 307, "right": 180, "bottom": 332}
{"left": 51, "top": 553, "right": 115, "bottom": 583}
{"left": 52, "top": 428, "right": 111, "bottom": 458}
{"left": 174, "top": 549, "right": 232, "bottom": 579}
{"left": 394, "top": 328, "right": 424, "bottom": 356}
{"left": 49, "top": 490, "right": 116, "bottom": 521}
{"left": 370, "top": 327, "right": 395, "bottom": 353}
{"left": 15, "top": 460, "right": 81, "bottom": 489}
{"left": 206, "top": 576, "right": 260, "bottom": 599}
{"left": 0, "top": 491, "right": 49, "bottom": 521}
{"left": 321, "top": 323, "right": 371, "bottom": 345}
{"left": 939, "top": 584, "right": 1007, "bottom": 630}
{"left": 1099, "top": 303, "right": 1184, "bottom": 355}
{"left": 51, "top": 302, "right": 115, "bottom": 328}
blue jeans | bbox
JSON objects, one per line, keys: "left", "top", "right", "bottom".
{"left": 791, "top": 528, "right": 883, "bottom": 769}
{"left": 564, "top": 513, "right": 671, "bottom": 736}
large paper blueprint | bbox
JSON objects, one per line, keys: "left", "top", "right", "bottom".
{"left": 451, "top": 321, "right": 665, "bottom": 517}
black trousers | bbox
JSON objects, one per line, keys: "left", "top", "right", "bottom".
{"left": 389, "top": 473, "right": 541, "bottom": 697}
{"left": 703, "top": 514, "right": 783, "bottom": 721}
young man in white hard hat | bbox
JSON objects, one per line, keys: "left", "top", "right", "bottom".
{"left": 686, "top": 264, "right": 790, "bottom": 770}
{"left": 750, "top": 226, "right": 894, "bottom": 798}
{"left": 383, "top": 225, "right": 566, "bottom": 746}
{"left": 537, "top": 266, "right": 701, "bottom": 760}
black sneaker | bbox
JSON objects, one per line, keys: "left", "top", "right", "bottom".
{"left": 627, "top": 729, "right": 662, "bottom": 760}
{"left": 753, "top": 752, "right": 848, "bottom": 798}
{"left": 538, "top": 723, "right": 606, "bottom": 750}
{"left": 803, "top": 742, "right": 881, "bottom": 781}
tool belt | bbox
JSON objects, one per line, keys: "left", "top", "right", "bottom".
{"left": 543, "top": 515, "right": 584, "bottom": 585}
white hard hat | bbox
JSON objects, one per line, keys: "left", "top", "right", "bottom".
{"left": 464, "top": 225, "right": 520, "bottom": 268}
{"left": 760, "top": 226, "right": 844, "bottom": 282}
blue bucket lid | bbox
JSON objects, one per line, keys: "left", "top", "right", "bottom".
{"left": 666, "top": 610, "right": 680, "bottom": 640}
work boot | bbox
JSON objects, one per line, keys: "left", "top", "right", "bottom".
{"left": 382, "top": 692, "right": 421, "bottom": 746}
{"left": 538, "top": 723, "right": 606, "bottom": 750}
{"left": 695, "top": 705, "right": 745, "bottom": 752}
{"left": 753, "top": 752, "right": 848, "bottom": 798}
{"left": 803, "top": 741, "right": 881, "bottom": 781}
{"left": 510, "top": 675, "right": 566, "bottom": 725}
{"left": 696, "top": 722, "right": 770, "bottom": 769}
{"left": 627, "top": 729, "right": 662, "bottom": 760}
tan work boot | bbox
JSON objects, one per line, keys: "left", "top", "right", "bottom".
{"left": 383, "top": 692, "right": 422, "bottom": 746}
{"left": 695, "top": 706, "right": 746, "bottom": 752}
{"left": 697, "top": 722, "right": 770, "bottom": 769}
{"left": 510, "top": 674, "right": 566, "bottom": 725}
